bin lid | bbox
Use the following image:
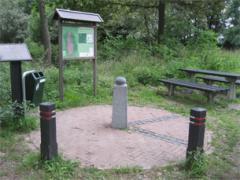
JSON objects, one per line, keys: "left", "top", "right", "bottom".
{"left": 0, "top": 43, "right": 32, "bottom": 62}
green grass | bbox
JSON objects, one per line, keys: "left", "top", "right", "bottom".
{"left": 42, "top": 156, "right": 78, "bottom": 179}
{"left": 0, "top": 129, "right": 16, "bottom": 152}
{"left": 111, "top": 166, "right": 143, "bottom": 174}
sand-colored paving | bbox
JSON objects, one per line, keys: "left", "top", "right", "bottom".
{"left": 26, "top": 105, "right": 212, "bottom": 169}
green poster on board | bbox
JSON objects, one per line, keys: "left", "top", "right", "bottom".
{"left": 62, "top": 26, "right": 94, "bottom": 59}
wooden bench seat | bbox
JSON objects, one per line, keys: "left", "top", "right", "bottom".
{"left": 160, "top": 79, "right": 229, "bottom": 102}
{"left": 197, "top": 76, "right": 240, "bottom": 85}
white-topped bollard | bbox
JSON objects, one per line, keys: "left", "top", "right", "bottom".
{"left": 112, "top": 77, "right": 128, "bottom": 129}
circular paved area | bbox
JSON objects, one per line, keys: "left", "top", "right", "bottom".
{"left": 26, "top": 105, "right": 212, "bottom": 169}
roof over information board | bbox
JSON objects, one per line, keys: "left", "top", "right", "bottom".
{"left": 54, "top": 8, "right": 103, "bottom": 23}
{"left": 0, "top": 44, "right": 32, "bottom": 62}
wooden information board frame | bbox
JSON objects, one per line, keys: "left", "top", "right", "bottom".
{"left": 54, "top": 9, "right": 103, "bottom": 101}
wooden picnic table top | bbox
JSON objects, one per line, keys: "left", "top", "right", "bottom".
{"left": 179, "top": 68, "right": 240, "bottom": 80}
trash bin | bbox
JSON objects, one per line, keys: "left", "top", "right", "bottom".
{"left": 25, "top": 71, "right": 46, "bottom": 106}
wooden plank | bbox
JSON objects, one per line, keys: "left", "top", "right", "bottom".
{"left": 160, "top": 79, "right": 228, "bottom": 92}
{"left": 179, "top": 68, "right": 240, "bottom": 79}
{"left": 93, "top": 59, "right": 96, "bottom": 96}
{"left": 10, "top": 61, "right": 23, "bottom": 103}
{"left": 180, "top": 68, "right": 239, "bottom": 100}
{"left": 160, "top": 79, "right": 228, "bottom": 103}
{"left": 10, "top": 61, "right": 24, "bottom": 116}
{"left": 93, "top": 23, "right": 97, "bottom": 96}
{"left": 197, "top": 76, "right": 240, "bottom": 84}
{"left": 59, "top": 19, "right": 64, "bottom": 101}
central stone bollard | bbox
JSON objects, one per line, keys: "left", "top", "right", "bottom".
{"left": 112, "top": 77, "right": 128, "bottom": 129}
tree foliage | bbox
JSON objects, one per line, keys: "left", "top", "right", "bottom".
{"left": 223, "top": 0, "right": 240, "bottom": 48}
{"left": 26, "top": 0, "right": 230, "bottom": 45}
{"left": 1, "top": 0, "right": 239, "bottom": 54}
{"left": 0, "top": 0, "right": 29, "bottom": 43}
{"left": 39, "top": 0, "right": 52, "bottom": 65}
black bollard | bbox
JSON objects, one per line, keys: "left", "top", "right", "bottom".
{"left": 40, "top": 102, "right": 58, "bottom": 160}
{"left": 186, "top": 107, "right": 206, "bottom": 159}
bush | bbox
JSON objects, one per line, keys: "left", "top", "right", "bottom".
{"left": 223, "top": 27, "right": 240, "bottom": 48}
{"left": 0, "top": 103, "right": 37, "bottom": 132}
{"left": 0, "top": 0, "right": 28, "bottom": 43}
{"left": 98, "top": 37, "right": 150, "bottom": 61}
{"left": 150, "top": 38, "right": 186, "bottom": 61}
{"left": 25, "top": 39, "right": 45, "bottom": 61}
{"left": 0, "top": 64, "right": 11, "bottom": 105}
{"left": 51, "top": 44, "right": 59, "bottom": 66}
{"left": 43, "top": 67, "right": 59, "bottom": 101}
{"left": 133, "top": 66, "right": 160, "bottom": 86}
{"left": 187, "top": 30, "right": 218, "bottom": 51}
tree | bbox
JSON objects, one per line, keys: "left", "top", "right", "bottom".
{"left": 223, "top": 0, "right": 240, "bottom": 48}
{"left": 39, "top": 0, "right": 52, "bottom": 65}
{"left": 158, "top": 0, "right": 165, "bottom": 43}
{"left": 98, "top": 0, "right": 163, "bottom": 42}
{"left": 205, "top": 0, "right": 226, "bottom": 32}
{"left": 31, "top": 0, "right": 228, "bottom": 46}
{"left": 0, "top": 0, "right": 28, "bottom": 43}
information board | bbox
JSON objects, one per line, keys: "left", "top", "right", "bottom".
{"left": 62, "top": 26, "right": 95, "bottom": 59}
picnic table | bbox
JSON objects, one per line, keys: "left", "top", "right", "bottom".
{"left": 179, "top": 68, "right": 240, "bottom": 99}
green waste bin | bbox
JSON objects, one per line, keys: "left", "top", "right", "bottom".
{"left": 25, "top": 71, "right": 45, "bottom": 106}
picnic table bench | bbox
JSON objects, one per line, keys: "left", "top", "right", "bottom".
{"left": 179, "top": 68, "right": 240, "bottom": 99}
{"left": 160, "top": 79, "right": 229, "bottom": 102}
{"left": 197, "top": 76, "right": 240, "bottom": 85}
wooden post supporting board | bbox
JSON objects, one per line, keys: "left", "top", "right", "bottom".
{"left": 93, "top": 58, "right": 97, "bottom": 96}
{"left": 58, "top": 19, "right": 64, "bottom": 101}
{"left": 10, "top": 61, "right": 23, "bottom": 103}
{"left": 10, "top": 61, "right": 24, "bottom": 116}
{"left": 93, "top": 23, "right": 97, "bottom": 96}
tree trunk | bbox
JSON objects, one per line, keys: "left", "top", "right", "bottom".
{"left": 143, "top": 13, "right": 151, "bottom": 42}
{"left": 158, "top": 0, "right": 165, "bottom": 43}
{"left": 39, "top": 0, "right": 52, "bottom": 65}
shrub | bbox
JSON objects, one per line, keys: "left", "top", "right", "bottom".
{"left": 0, "top": 64, "right": 11, "bottom": 105}
{"left": 0, "top": 0, "right": 28, "bottom": 43}
{"left": 98, "top": 36, "right": 150, "bottom": 61}
{"left": 43, "top": 67, "right": 59, "bottom": 101}
{"left": 51, "top": 44, "right": 59, "bottom": 66}
{"left": 187, "top": 30, "right": 218, "bottom": 51}
{"left": 0, "top": 103, "right": 37, "bottom": 132}
{"left": 224, "top": 27, "right": 240, "bottom": 48}
{"left": 25, "top": 38, "right": 45, "bottom": 61}
{"left": 133, "top": 66, "right": 160, "bottom": 86}
{"left": 150, "top": 38, "right": 186, "bottom": 61}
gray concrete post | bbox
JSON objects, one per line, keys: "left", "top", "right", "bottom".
{"left": 112, "top": 77, "right": 128, "bottom": 129}
{"left": 228, "top": 81, "right": 236, "bottom": 99}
